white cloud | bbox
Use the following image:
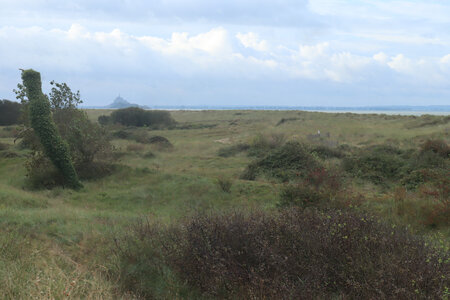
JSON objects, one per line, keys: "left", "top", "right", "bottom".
{"left": 388, "top": 54, "right": 413, "bottom": 74}
{"left": 236, "top": 32, "right": 269, "bottom": 52}
{"left": 139, "top": 27, "right": 232, "bottom": 57}
{"left": 1, "top": 23, "right": 450, "bottom": 106}
{"left": 441, "top": 54, "right": 450, "bottom": 65}
{"left": 373, "top": 52, "right": 388, "bottom": 64}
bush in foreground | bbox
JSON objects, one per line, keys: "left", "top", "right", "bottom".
{"left": 114, "top": 209, "right": 448, "bottom": 299}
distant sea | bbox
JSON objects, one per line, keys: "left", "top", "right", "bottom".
{"left": 148, "top": 105, "right": 450, "bottom": 116}
{"left": 84, "top": 105, "right": 450, "bottom": 116}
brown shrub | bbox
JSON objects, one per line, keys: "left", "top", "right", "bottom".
{"left": 420, "top": 139, "right": 450, "bottom": 158}
{"left": 115, "top": 209, "right": 449, "bottom": 299}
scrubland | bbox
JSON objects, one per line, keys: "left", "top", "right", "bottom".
{"left": 0, "top": 109, "right": 449, "bottom": 299}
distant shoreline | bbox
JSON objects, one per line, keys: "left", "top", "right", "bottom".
{"left": 82, "top": 105, "right": 450, "bottom": 116}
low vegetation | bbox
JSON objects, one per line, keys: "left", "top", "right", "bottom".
{"left": 0, "top": 105, "right": 448, "bottom": 298}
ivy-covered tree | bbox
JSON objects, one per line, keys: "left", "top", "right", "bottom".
{"left": 21, "top": 69, "right": 82, "bottom": 190}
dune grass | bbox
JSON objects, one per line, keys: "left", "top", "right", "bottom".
{"left": 0, "top": 109, "right": 448, "bottom": 298}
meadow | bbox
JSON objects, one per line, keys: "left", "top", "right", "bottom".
{"left": 0, "top": 109, "right": 448, "bottom": 298}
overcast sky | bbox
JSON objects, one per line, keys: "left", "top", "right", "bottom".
{"left": 1, "top": 0, "right": 450, "bottom": 107}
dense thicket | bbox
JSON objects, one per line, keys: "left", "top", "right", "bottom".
{"left": 110, "top": 107, "right": 175, "bottom": 128}
{"left": 115, "top": 209, "right": 448, "bottom": 299}
{"left": 17, "top": 71, "right": 115, "bottom": 189}
{"left": 0, "top": 100, "right": 21, "bottom": 125}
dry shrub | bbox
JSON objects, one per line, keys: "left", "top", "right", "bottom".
{"left": 420, "top": 139, "right": 450, "bottom": 158}
{"left": 170, "top": 209, "right": 448, "bottom": 299}
{"left": 423, "top": 201, "right": 450, "bottom": 228}
{"left": 115, "top": 209, "right": 448, "bottom": 299}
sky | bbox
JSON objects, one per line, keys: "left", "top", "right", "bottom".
{"left": 1, "top": 0, "right": 450, "bottom": 107}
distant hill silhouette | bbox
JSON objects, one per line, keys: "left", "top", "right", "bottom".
{"left": 105, "top": 96, "right": 148, "bottom": 109}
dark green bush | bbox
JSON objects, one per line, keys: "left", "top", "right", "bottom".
{"left": 146, "top": 136, "right": 173, "bottom": 151}
{"left": 0, "top": 99, "right": 22, "bottom": 125}
{"left": 97, "top": 115, "right": 112, "bottom": 126}
{"left": 115, "top": 209, "right": 449, "bottom": 299}
{"left": 111, "top": 107, "right": 175, "bottom": 128}
{"left": 343, "top": 145, "right": 406, "bottom": 185}
{"left": 241, "top": 141, "right": 321, "bottom": 181}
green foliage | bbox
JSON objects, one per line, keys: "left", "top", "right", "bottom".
{"left": 48, "top": 80, "right": 82, "bottom": 109}
{"left": 52, "top": 109, "right": 114, "bottom": 168}
{"left": 111, "top": 107, "right": 175, "bottom": 128}
{"left": 0, "top": 100, "right": 22, "bottom": 125}
{"left": 21, "top": 69, "right": 82, "bottom": 190}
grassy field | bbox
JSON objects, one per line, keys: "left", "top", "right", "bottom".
{"left": 0, "top": 109, "right": 448, "bottom": 298}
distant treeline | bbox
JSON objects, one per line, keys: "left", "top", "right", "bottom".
{"left": 0, "top": 99, "right": 22, "bottom": 125}
{"left": 99, "top": 107, "right": 175, "bottom": 128}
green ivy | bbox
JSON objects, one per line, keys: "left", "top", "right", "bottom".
{"left": 21, "top": 69, "right": 82, "bottom": 190}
